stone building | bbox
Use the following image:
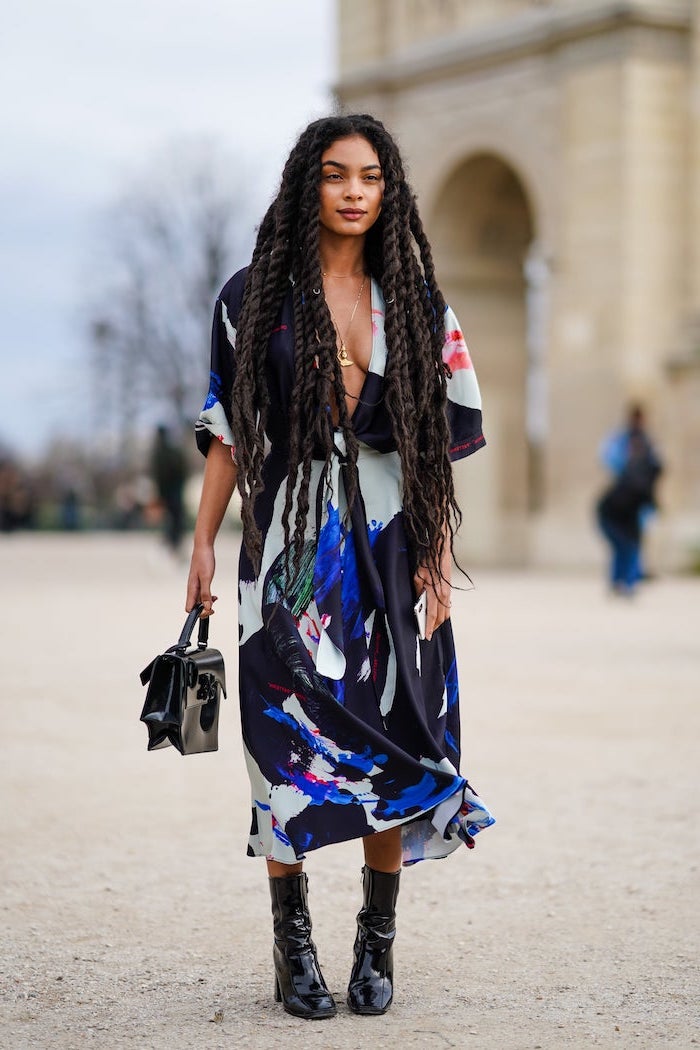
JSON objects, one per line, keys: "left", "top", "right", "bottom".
{"left": 336, "top": 0, "right": 700, "bottom": 569}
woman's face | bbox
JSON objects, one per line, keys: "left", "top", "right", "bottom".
{"left": 318, "top": 134, "right": 385, "bottom": 238}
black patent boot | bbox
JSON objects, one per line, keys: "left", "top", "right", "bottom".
{"left": 269, "top": 872, "right": 336, "bottom": 1020}
{"left": 347, "top": 865, "right": 401, "bottom": 1015}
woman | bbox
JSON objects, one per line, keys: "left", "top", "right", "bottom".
{"left": 186, "top": 114, "right": 494, "bottom": 1020}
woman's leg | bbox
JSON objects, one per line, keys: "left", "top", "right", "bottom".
{"left": 267, "top": 859, "right": 303, "bottom": 878}
{"left": 362, "top": 827, "right": 402, "bottom": 872}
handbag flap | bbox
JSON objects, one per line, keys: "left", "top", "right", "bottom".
{"left": 140, "top": 653, "right": 188, "bottom": 724}
{"left": 140, "top": 657, "right": 156, "bottom": 686}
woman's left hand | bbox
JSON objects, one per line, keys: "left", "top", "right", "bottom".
{"left": 414, "top": 547, "right": 452, "bottom": 642}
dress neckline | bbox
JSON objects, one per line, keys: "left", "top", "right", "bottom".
{"left": 345, "top": 277, "right": 380, "bottom": 425}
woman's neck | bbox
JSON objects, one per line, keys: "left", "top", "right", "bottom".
{"left": 318, "top": 232, "right": 366, "bottom": 278}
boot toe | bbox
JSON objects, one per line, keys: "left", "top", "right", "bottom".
{"left": 283, "top": 991, "right": 337, "bottom": 1020}
{"left": 347, "top": 977, "right": 393, "bottom": 1015}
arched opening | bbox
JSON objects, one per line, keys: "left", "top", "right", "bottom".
{"left": 430, "top": 152, "right": 542, "bottom": 565}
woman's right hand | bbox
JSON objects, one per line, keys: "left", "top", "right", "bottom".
{"left": 185, "top": 437, "right": 238, "bottom": 617}
{"left": 186, "top": 542, "right": 218, "bottom": 617}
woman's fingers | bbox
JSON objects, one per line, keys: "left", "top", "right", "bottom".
{"left": 199, "top": 593, "right": 218, "bottom": 618}
{"left": 427, "top": 590, "right": 451, "bottom": 638}
{"left": 425, "top": 587, "right": 438, "bottom": 641}
{"left": 187, "top": 579, "right": 218, "bottom": 616}
{"left": 414, "top": 569, "right": 452, "bottom": 641}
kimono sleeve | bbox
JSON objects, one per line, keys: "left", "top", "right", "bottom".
{"left": 442, "top": 305, "right": 486, "bottom": 462}
{"left": 194, "top": 270, "right": 246, "bottom": 459}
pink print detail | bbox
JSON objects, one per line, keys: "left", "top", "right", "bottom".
{"left": 443, "top": 329, "right": 473, "bottom": 372}
{"left": 371, "top": 307, "right": 383, "bottom": 337}
{"left": 304, "top": 614, "right": 321, "bottom": 646}
{"left": 300, "top": 770, "right": 329, "bottom": 786}
{"left": 267, "top": 681, "right": 292, "bottom": 695}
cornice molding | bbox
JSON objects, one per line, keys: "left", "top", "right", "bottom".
{"left": 336, "top": 0, "right": 691, "bottom": 97}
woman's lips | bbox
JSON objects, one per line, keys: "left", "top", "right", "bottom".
{"left": 338, "top": 209, "right": 365, "bottom": 220}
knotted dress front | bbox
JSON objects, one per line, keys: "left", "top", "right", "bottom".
{"left": 196, "top": 268, "right": 495, "bottom": 865}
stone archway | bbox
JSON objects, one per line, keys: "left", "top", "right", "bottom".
{"left": 430, "top": 152, "right": 539, "bottom": 566}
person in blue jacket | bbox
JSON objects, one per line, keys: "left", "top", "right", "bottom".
{"left": 598, "top": 405, "right": 663, "bottom": 590}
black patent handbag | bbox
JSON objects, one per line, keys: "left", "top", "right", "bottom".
{"left": 139, "top": 603, "right": 226, "bottom": 755}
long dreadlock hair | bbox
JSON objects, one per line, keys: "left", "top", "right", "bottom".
{"left": 230, "top": 113, "right": 461, "bottom": 583}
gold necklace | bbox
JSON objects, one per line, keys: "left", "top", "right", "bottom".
{"left": 322, "top": 268, "right": 365, "bottom": 278}
{"left": 326, "top": 276, "right": 366, "bottom": 367}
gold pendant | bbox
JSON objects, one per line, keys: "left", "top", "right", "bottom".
{"left": 337, "top": 343, "right": 354, "bottom": 367}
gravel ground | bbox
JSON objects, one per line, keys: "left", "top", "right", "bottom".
{"left": 1, "top": 533, "right": 698, "bottom": 1050}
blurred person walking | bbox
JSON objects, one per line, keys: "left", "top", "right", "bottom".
{"left": 599, "top": 405, "right": 663, "bottom": 583}
{"left": 0, "top": 458, "right": 35, "bottom": 532}
{"left": 185, "top": 114, "right": 494, "bottom": 1020}
{"left": 150, "top": 425, "right": 188, "bottom": 554}
{"left": 597, "top": 426, "right": 662, "bottom": 595}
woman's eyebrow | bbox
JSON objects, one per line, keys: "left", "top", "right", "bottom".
{"left": 321, "top": 160, "right": 382, "bottom": 171}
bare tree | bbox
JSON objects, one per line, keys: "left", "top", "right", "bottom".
{"left": 87, "top": 143, "right": 258, "bottom": 462}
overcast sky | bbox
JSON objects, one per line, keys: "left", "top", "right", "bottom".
{"left": 0, "top": 1, "right": 335, "bottom": 458}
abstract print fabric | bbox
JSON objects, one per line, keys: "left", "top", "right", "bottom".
{"left": 196, "top": 268, "right": 495, "bottom": 865}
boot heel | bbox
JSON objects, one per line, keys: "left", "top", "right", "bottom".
{"left": 274, "top": 975, "right": 281, "bottom": 1002}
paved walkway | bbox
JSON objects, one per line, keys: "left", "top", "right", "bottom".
{"left": 1, "top": 534, "right": 698, "bottom": 1049}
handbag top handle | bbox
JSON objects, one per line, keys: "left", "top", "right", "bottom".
{"left": 176, "top": 603, "right": 210, "bottom": 651}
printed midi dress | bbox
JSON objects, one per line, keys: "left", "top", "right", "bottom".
{"left": 196, "top": 268, "right": 495, "bottom": 865}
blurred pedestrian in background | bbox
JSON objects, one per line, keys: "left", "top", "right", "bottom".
{"left": 150, "top": 425, "right": 188, "bottom": 555}
{"left": 0, "top": 457, "right": 35, "bottom": 532}
{"left": 597, "top": 406, "right": 663, "bottom": 594}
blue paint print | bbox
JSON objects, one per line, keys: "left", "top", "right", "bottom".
{"left": 264, "top": 703, "right": 385, "bottom": 777}
{"left": 444, "top": 658, "right": 459, "bottom": 709}
{"left": 255, "top": 800, "right": 271, "bottom": 811}
{"left": 336, "top": 745, "right": 385, "bottom": 775}
{"left": 297, "top": 830, "right": 314, "bottom": 852}
{"left": 377, "top": 771, "right": 445, "bottom": 818}
{"left": 330, "top": 677, "right": 346, "bottom": 706}
{"left": 445, "top": 728, "right": 458, "bottom": 756}
{"left": 367, "top": 519, "right": 384, "bottom": 548}
{"left": 313, "top": 502, "right": 342, "bottom": 607}
{"left": 272, "top": 821, "right": 292, "bottom": 847}
{"left": 340, "top": 530, "right": 365, "bottom": 641}
{"left": 203, "top": 370, "right": 224, "bottom": 410}
{"left": 281, "top": 766, "right": 376, "bottom": 809}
